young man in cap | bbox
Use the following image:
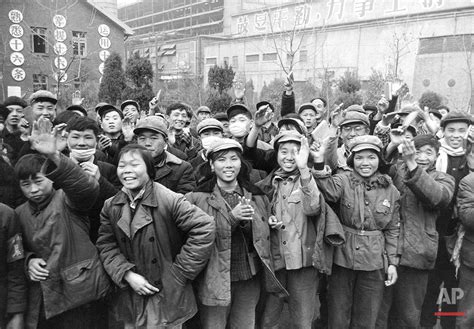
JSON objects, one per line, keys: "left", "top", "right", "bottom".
{"left": 190, "top": 118, "right": 224, "bottom": 174}
{"left": 97, "top": 104, "right": 128, "bottom": 165}
{"left": 135, "top": 115, "right": 196, "bottom": 194}
{"left": 227, "top": 104, "right": 271, "bottom": 150}
{"left": 121, "top": 100, "right": 140, "bottom": 125}
{"left": 375, "top": 135, "right": 454, "bottom": 328}
{"left": 255, "top": 101, "right": 278, "bottom": 144}
{"left": 325, "top": 105, "right": 371, "bottom": 173}
{"left": 0, "top": 97, "right": 29, "bottom": 163}
{"left": 166, "top": 103, "right": 200, "bottom": 160}
{"left": 421, "top": 110, "right": 472, "bottom": 329}
{"left": 196, "top": 106, "right": 211, "bottom": 122}
{"left": 65, "top": 105, "right": 87, "bottom": 117}
{"left": 29, "top": 90, "right": 57, "bottom": 123}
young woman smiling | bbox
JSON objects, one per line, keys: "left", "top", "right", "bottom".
{"left": 311, "top": 135, "right": 401, "bottom": 329}
{"left": 185, "top": 138, "right": 285, "bottom": 329}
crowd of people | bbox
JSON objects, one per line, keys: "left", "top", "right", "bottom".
{"left": 0, "top": 78, "right": 473, "bottom": 329}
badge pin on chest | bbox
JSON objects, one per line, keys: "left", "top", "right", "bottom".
{"left": 382, "top": 199, "right": 391, "bottom": 208}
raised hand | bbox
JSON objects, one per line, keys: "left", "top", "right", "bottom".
{"left": 330, "top": 103, "right": 344, "bottom": 127}
{"left": 29, "top": 118, "right": 61, "bottom": 155}
{"left": 310, "top": 137, "right": 329, "bottom": 163}
{"left": 233, "top": 79, "right": 245, "bottom": 100}
{"left": 80, "top": 162, "right": 101, "bottom": 180}
{"left": 254, "top": 105, "right": 273, "bottom": 127}
{"left": 401, "top": 139, "right": 417, "bottom": 170}
{"left": 71, "top": 90, "right": 84, "bottom": 106}
{"left": 377, "top": 96, "right": 390, "bottom": 114}
{"left": 294, "top": 136, "right": 310, "bottom": 170}
{"left": 284, "top": 71, "right": 294, "bottom": 94}
{"left": 98, "top": 135, "right": 112, "bottom": 150}
{"left": 122, "top": 116, "right": 135, "bottom": 142}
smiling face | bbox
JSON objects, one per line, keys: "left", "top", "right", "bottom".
{"left": 168, "top": 109, "right": 188, "bottom": 131}
{"left": 443, "top": 121, "right": 469, "bottom": 149}
{"left": 415, "top": 144, "right": 438, "bottom": 170}
{"left": 19, "top": 173, "right": 53, "bottom": 203}
{"left": 101, "top": 111, "right": 123, "bottom": 134}
{"left": 210, "top": 150, "right": 241, "bottom": 184}
{"left": 277, "top": 141, "right": 300, "bottom": 173}
{"left": 117, "top": 151, "right": 150, "bottom": 192}
{"left": 353, "top": 150, "right": 379, "bottom": 178}
{"left": 340, "top": 123, "right": 369, "bottom": 148}
{"left": 136, "top": 130, "right": 166, "bottom": 158}
{"left": 32, "top": 101, "right": 56, "bottom": 121}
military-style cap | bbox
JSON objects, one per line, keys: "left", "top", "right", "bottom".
{"left": 227, "top": 104, "right": 252, "bottom": 120}
{"left": 339, "top": 109, "right": 370, "bottom": 127}
{"left": 440, "top": 110, "right": 472, "bottom": 128}
{"left": 196, "top": 118, "right": 224, "bottom": 135}
{"left": 349, "top": 135, "right": 383, "bottom": 153}
{"left": 134, "top": 116, "right": 168, "bottom": 138}
{"left": 206, "top": 138, "right": 242, "bottom": 159}
{"left": 298, "top": 103, "right": 318, "bottom": 115}
{"left": 196, "top": 105, "right": 211, "bottom": 114}
{"left": 4, "top": 96, "right": 27, "bottom": 108}
{"left": 273, "top": 130, "right": 303, "bottom": 146}
{"left": 121, "top": 100, "right": 140, "bottom": 111}
{"left": 30, "top": 90, "right": 57, "bottom": 105}
{"left": 97, "top": 104, "right": 123, "bottom": 119}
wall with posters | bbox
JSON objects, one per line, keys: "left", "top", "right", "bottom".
{"left": 0, "top": 0, "right": 132, "bottom": 104}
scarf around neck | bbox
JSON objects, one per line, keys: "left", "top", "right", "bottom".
{"left": 436, "top": 138, "right": 465, "bottom": 173}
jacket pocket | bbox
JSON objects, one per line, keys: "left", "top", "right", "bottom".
{"left": 61, "top": 258, "right": 111, "bottom": 307}
{"left": 404, "top": 230, "right": 438, "bottom": 269}
{"left": 374, "top": 204, "right": 391, "bottom": 227}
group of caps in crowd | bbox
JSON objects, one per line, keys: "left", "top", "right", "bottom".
{"left": 1, "top": 81, "right": 474, "bottom": 329}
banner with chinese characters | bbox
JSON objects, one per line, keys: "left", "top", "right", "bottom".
{"left": 232, "top": 0, "right": 471, "bottom": 37}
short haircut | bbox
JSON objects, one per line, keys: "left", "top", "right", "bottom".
{"left": 66, "top": 116, "right": 100, "bottom": 137}
{"left": 167, "top": 103, "right": 190, "bottom": 117}
{"left": 53, "top": 110, "right": 80, "bottom": 126}
{"left": 118, "top": 144, "right": 155, "bottom": 180}
{"left": 14, "top": 154, "right": 48, "bottom": 180}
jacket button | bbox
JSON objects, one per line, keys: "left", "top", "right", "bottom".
{"left": 154, "top": 280, "right": 162, "bottom": 289}
{"left": 283, "top": 241, "right": 287, "bottom": 245}
{"left": 282, "top": 195, "right": 287, "bottom": 199}
{"left": 365, "top": 201, "right": 369, "bottom": 205}
{"left": 151, "top": 258, "right": 157, "bottom": 264}
{"left": 356, "top": 246, "right": 360, "bottom": 250}
{"left": 281, "top": 225, "right": 286, "bottom": 230}
{"left": 149, "top": 236, "right": 155, "bottom": 242}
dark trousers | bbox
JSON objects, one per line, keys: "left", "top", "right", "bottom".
{"left": 420, "top": 240, "right": 458, "bottom": 328}
{"left": 376, "top": 266, "right": 429, "bottom": 328}
{"left": 199, "top": 275, "right": 261, "bottom": 329}
{"left": 37, "top": 303, "right": 94, "bottom": 329}
{"left": 262, "top": 267, "right": 319, "bottom": 329}
{"left": 328, "top": 265, "right": 385, "bottom": 329}
{"left": 457, "top": 264, "right": 474, "bottom": 329}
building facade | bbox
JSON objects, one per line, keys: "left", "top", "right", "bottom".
{"left": 0, "top": 0, "right": 132, "bottom": 103}
{"left": 122, "top": 0, "right": 474, "bottom": 110}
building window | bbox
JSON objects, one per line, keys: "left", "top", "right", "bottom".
{"left": 31, "top": 27, "right": 47, "bottom": 53}
{"left": 262, "top": 53, "right": 277, "bottom": 61}
{"left": 246, "top": 54, "right": 259, "bottom": 62}
{"left": 232, "top": 56, "right": 238, "bottom": 68}
{"left": 33, "top": 74, "right": 48, "bottom": 91}
{"left": 299, "top": 50, "right": 308, "bottom": 62}
{"left": 418, "top": 34, "right": 473, "bottom": 54}
{"left": 206, "top": 57, "right": 217, "bottom": 65}
{"left": 72, "top": 31, "right": 87, "bottom": 57}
